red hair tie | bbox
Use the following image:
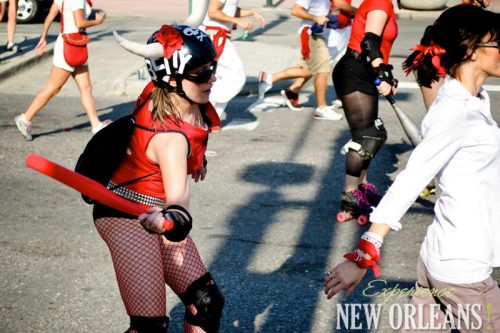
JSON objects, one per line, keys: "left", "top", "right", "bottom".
{"left": 405, "top": 44, "right": 446, "bottom": 77}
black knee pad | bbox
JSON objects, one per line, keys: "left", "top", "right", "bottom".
{"left": 344, "top": 119, "right": 387, "bottom": 160}
{"left": 180, "top": 272, "right": 225, "bottom": 333}
{"left": 128, "top": 316, "right": 169, "bottom": 333}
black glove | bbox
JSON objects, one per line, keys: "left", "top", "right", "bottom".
{"left": 162, "top": 205, "right": 192, "bottom": 242}
{"left": 375, "top": 63, "right": 398, "bottom": 87}
{"left": 326, "top": 15, "right": 338, "bottom": 29}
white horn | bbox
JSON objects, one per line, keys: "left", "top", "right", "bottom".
{"left": 113, "top": 30, "right": 164, "bottom": 58}
{"left": 183, "top": 0, "right": 209, "bottom": 27}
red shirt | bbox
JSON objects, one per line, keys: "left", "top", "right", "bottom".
{"left": 347, "top": 0, "right": 398, "bottom": 64}
{"left": 110, "top": 82, "right": 220, "bottom": 209}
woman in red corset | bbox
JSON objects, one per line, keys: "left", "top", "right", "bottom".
{"left": 331, "top": 0, "right": 398, "bottom": 222}
{"left": 94, "top": 24, "right": 224, "bottom": 333}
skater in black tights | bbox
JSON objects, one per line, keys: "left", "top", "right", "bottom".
{"left": 332, "top": 0, "right": 398, "bottom": 222}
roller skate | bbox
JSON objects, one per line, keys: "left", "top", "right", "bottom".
{"left": 336, "top": 189, "right": 372, "bottom": 225}
{"left": 358, "top": 182, "right": 382, "bottom": 207}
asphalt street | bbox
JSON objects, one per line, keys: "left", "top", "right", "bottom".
{"left": 1, "top": 2, "right": 499, "bottom": 332}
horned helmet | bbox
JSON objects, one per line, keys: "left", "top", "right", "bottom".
{"left": 114, "top": 24, "right": 217, "bottom": 102}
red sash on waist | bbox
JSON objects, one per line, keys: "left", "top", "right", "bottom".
{"left": 300, "top": 26, "right": 311, "bottom": 60}
{"left": 204, "top": 26, "right": 230, "bottom": 61}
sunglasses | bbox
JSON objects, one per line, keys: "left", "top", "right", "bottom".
{"left": 183, "top": 63, "right": 217, "bottom": 84}
{"left": 475, "top": 41, "right": 500, "bottom": 49}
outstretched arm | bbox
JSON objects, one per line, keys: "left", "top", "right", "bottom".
{"left": 237, "top": 8, "right": 266, "bottom": 29}
{"left": 324, "top": 224, "right": 390, "bottom": 298}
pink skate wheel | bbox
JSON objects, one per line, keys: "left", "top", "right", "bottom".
{"left": 337, "top": 211, "right": 349, "bottom": 223}
{"left": 357, "top": 215, "right": 368, "bottom": 225}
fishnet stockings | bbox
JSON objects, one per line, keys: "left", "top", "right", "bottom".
{"left": 340, "top": 91, "right": 379, "bottom": 177}
{"left": 95, "top": 217, "right": 207, "bottom": 333}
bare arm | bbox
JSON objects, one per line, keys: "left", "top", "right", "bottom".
{"left": 365, "top": 9, "right": 395, "bottom": 96}
{"left": 207, "top": 0, "right": 264, "bottom": 31}
{"left": 291, "top": 4, "right": 329, "bottom": 25}
{"left": 139, "top": 132, "right": 191, "bottom": 233}
{"left": 291, "top": 4, "right": 330, "bottom": 25}
{"left": 332, "top": 0, "right": 357, "bottom": 15}
{"left": 324, "top": 223, "right": 391, "bottom": 299}
{"left": 35, "top": 2, "right": 59, "bottom": 55}
{"left": 73, "top": 8, "right": 106, "bottom": 29}
{"left": 237, "top": 8, "right": 266, "bottom": 28}
{"left": 364, "top": 10, "right": 388, "bottom": 67}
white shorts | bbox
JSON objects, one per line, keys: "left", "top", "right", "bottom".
{"left": 53, "top": 34, "right": 87, "bottom": 72}
{"left": 326, "top": 26, "right": 351, "bottom": 62}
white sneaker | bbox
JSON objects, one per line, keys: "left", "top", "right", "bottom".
{"left": 314, "top": 106, "right": 343, "bottom": 121}
{"left": 91, "top": 119, "right": 112, "bottom": 135}
{"left": 332, "top": 99, "right": 343, "bottom": 109}
{"left": 258, "top": 71, "right": 272, "bottom": 100}
{"left": 14, "top": 113, "right": 33, "bottom": 141}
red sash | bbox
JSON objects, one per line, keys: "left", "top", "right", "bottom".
{"left": 300, "top": 26, "right": 311, "bottom": 60}
{"left": 204, "top": 26, "right": 230, "bottom": 61}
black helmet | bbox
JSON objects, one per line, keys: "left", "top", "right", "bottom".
{"left": 113, "top": 24, "right": 216, "bottom": 102}
{"left": 145, "top": 25, "right": 217, "bottom": 89}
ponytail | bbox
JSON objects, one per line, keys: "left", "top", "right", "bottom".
{"left": 403, "top": 5, "right": 499, "bottom": 87}
{"left": 402, "top": 25, "right": 446, "bottom": 88}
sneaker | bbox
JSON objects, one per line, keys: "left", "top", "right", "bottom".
{"left": 280, "top": 89, "right": 303, "bottom": 111}
{"left": 91, "top": 119, "right": 112, "bottom": 135}
{"left": 6, "top": 42, "right": 18, "bottom": 52}
{"left": 258, "top": 71, "right": 272, "bottom": 100}
{"left": 332, "top": 99, "right": 343, "bottom": 109}
{"left": 314, "top": 106, "right": 343, "bottom": 120}
{"left": 14, "top": 114, "right": 33, "bottom": 141}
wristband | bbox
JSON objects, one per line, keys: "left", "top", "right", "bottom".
{"left": 344, "top": 238, "right": 382, "bottom": 277}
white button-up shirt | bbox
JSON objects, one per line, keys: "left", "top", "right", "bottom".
{"left": 370, "top": 76, "right": 500, "bottom": 283}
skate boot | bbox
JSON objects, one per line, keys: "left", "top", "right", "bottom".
{"left": 358, "top": 182, "right": 382, "bottom": 207}
{"left": 337, "top": 189, "right": 372, "bottom": 225}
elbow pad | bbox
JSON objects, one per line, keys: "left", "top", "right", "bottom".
{"left": 361, "top": 32, "right": 383, "bottom": 63}
{"left": 162, "top": 205, "right": 192, "bottom": 242}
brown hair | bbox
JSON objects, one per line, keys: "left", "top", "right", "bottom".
{"left": 403, "top": 5, "right": 499, "bottom": 87}
{"left": 150, "top": 87, "right": 182, "bottom": 127}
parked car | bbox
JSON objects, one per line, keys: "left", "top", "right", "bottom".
{"left": 16, "top": 0, "right": 52, "bottom": 23}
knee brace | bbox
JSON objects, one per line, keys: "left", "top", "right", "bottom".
{"left": 127, "top": 316, "right": 169, "bottom": 333}
{"left": 341, "top": 119, "right": 387, "bottom": 160}
{"left": 180, "top": 272, "right": 225, "bottom": 333}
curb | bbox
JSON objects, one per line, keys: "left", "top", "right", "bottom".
{"left": 0, "top": 47, "right": 54, "bottom": 83}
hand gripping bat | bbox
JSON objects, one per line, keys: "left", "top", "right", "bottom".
{"left": 25, "top": 153, "right": 173, "bottom": 230}
{"left": 375, "top": 79, "right": 423, "bottom": 147}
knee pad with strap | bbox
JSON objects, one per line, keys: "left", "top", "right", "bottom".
{"left": 180, "top": 272, "right": 225, "bottom": 333}
{"left": 127, "top": 316, "right": 169, "bottom": 333}
{"left": 341, "top": 119, "right": 387, "bottom": 160}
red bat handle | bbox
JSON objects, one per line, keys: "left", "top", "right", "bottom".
{"left": 25, "top": 153, "right": 174, "bottom": 230}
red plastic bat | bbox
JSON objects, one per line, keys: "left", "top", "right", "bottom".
{"left": 25, "top": 153, "right": 173, "bottom": 230}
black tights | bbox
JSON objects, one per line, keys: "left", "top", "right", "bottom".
{"left": 340, "top": 91, "right": 379, "bottom": 178}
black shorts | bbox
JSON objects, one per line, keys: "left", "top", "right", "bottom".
{"left": 333, "top": 50, "right": 378, "bottom": 97}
